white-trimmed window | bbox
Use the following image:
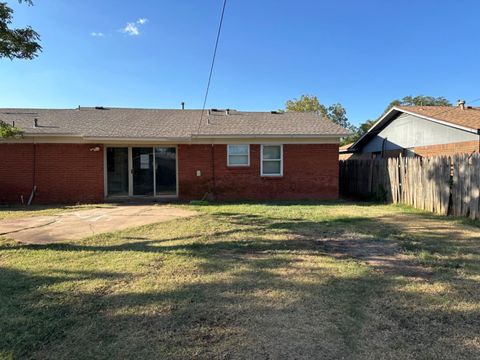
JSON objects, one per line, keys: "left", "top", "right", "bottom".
{"left": 261, "top": 145, "right": 283, "bottom": 176}
{"left": 227, "top": 145, "right": 250, "bottom": 166}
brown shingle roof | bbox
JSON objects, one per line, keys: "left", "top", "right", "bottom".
{"left": 339, "top": 143, "right": 353, "bottom": 151}
{"left": 397, "top": 105, "right": 480, "bottom": 131}
{"left": 0, "top": 107, "right": 349, "bottom": 139}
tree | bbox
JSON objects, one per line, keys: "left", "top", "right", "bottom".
{"left": 341, "top": 119, "right": 377, "bottom": 146}
{"left": 285, "top": 95, "right": 354, "bottom": 128}
{"left": 327, "top": 103, "right": 350, "bottom": 129}
{"left": 385, "top": 95, "right": 451, "bottom": 113}
{"left": 285, "top": 95, "right": 328, "bottom": 115}
{"left": 0, "top": 0, "right": 41, "bottom": 60}
{"left": 357, "top": 119, "right": 377, "bottom": 135}
{"left": 285, "top": 95, "right": 357, "bottom": 145}
{"left": 0, "top": 120, "right": 22, "bottom": 138}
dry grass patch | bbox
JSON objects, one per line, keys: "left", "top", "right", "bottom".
{"left": 0, "top": 204, "right": 114, "bottom": 220}
{"left": 0, "top": 201, "right": 479, "bottom": 359}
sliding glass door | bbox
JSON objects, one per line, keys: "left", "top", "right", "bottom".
{"left": 155, "top": 147, "right": 177, "bottom": 195}
{"left": 106, "top": 146, "right": 177, "bottom": 197}
{"left": 106, "top": 147, "right": 129, "bottom": 196}
{"left": 132, "top": 147, "right": 154, "bottom": 196}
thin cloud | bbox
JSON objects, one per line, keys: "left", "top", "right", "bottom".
{"left": 90, "top": 32, "right": 105, "bottom": 37}
{"left": 122, "top": 22, "right": 140, "bottom": 36}
{"left": 122, "top": 18, "right": 149, "bottom": 36}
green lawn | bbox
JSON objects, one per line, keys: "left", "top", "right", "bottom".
{"left": 0, "top": 201, "right": 479, "bottom": 359}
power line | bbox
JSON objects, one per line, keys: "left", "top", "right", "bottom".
{"left": 197, "top": 0, "right": 227, "bottom": 133}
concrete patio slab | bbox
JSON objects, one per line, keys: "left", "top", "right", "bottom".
{"left": 0, "top": 205, "right": 197, "bottom": 244}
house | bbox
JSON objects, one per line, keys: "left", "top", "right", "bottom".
{"left": 0, "top": 107, "right": 349, "bottom": 204}
{"left": 339, "top": 143, "right": 354, "bottom": 160}
{"left": 343, "top": 103, "right": 480, "bottom": 159}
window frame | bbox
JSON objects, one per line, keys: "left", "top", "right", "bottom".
{"left": 260, "top": 144, "right": 283, "bottom": 177}
{"left": 227, "top": 144, "right": 250, "bottom": 167}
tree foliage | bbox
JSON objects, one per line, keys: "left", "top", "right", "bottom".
{"left": 0, "top": 120, "right": 22, "bottom": 138}
{"left": 385, "top": 95, "right": 451, "bottom": 113}
{"left": 0, "top": 0, "right": 41, "bottom": 60}
{"left": 285, "top": 95, "right": 357, "bottom": 145}
{"left": 285, "top": 95, "right": 327, "bottom": 114}
{"left": 341, "top": 119, "right": 377, "bottom": 146}
{"left": 286, "top": 95, "right": 355, "bottom": 128}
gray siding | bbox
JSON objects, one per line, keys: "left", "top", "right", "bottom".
{"left": 362, "top": 113, "right": 479, "bottom": 153}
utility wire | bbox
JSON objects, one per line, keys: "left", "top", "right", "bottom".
{"left": 197, "top": 0, "right": 227, "bottom": 133}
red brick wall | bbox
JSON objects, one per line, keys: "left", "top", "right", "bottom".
{"left": 0, "top": 144, "right": 35, "bottom": 204}
{"left": 1, "top": 142, "right": 339, "bottom": 203}
{"left": 178, "top": 144, "right": 339, "bottom": 200}
{"left": 0, "top": 143, "right": 104, "bottom": 204}
{"left": 414, "top": 140, "right": 480, "bottom": 158}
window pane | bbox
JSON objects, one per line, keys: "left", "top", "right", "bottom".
{"left": 107, "top": 147, "right": 129, "bottom": 196}
{"left": 229, "top": 155, "right": 249, "bottom": 165}
{"left": 228, "top": 145, "right": 248, "bottom": 155}
{"left": 132, "top": 147, "right": 154, "bottom": 196}
{"left": 263, "top": 161, "right": 281, "bottom": 174}
{"left": 263, "top": 145, "right": 281, "bottom": 159}
{"left": 155, "top": 147, "right": 177, "bottom": 195}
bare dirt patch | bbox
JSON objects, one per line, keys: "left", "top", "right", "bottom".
{"left": 316, "top": 212, "right": 479, "bottom": 278}
{"left": 317, "top": 235, "right": 432, "bottom": 277}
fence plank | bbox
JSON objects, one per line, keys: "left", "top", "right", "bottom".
{"left": 339, "top": 152, "right": 479, "bottom": 220}
{"left": 470, "top": 155, "right": 479, "bottom": 220}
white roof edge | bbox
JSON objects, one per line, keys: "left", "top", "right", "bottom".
{"left": 349, "top": 108, "right": 397, "bottom": 149}
{"left": 394, "top": 107, "right": 479, "bottom": 134}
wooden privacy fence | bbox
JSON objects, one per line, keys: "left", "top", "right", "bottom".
{"left": 340, "top": 153, "right": 480, "bottom": 220}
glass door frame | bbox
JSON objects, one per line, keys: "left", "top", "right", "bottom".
{"left": 104, "top": 145, "right": 178, "bottom": 198}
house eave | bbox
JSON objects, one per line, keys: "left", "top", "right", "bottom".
{"left": 191, "top": 133, "right": 350, "bottom": 138}
{"left": 349, "top": 106, "right": 480, "bottom": 152}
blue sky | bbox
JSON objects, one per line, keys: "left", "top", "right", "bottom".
{"left": 1, "top": 0, "right": 479, "bottom": 126}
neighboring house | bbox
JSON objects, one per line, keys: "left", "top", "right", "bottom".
{"left": 0, "top": 107, "right": 349, "bottom": 203}
{"left": 344, "top": 103, "right": 480, "bottom": 159}
{"left": 339, "top": 143, "right": 353, "bottom": 160}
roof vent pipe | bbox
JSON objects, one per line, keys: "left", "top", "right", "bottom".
{"left": 181, "top": 101, "right": 185, "bottom": 110}
{"left": 457, "top": 100, "right": 466, "bottom": 110}
{"left": 33, "top": 118, "right": 38, "bottom": 128}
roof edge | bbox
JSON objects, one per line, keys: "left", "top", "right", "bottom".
{"left": 349, "top": 106, "right": 480, "bottom": 151}
{"left": 394, "top": 106, "right": 480, "bottom": 134}
{"left": 191, "top": 133, "right": 351, "bottom": 139}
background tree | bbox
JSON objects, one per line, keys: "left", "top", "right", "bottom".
{"left": 385, "top": 95, "right": 451, "bottom": 113}
{"left": 285, "top": 95, "right": 356, "bottom": 145}
{"left": 0, "top": 120, "right": 22, "bottom": 138}
{"left": 0, "top": 0, "right": 41, "bottom": 60}
{"left": 285, "top": 95, "right": 328, "bottom": 115}
{"left": 341, "top": 119, "right": 376, "bottom": 146}
{"left": 0, "top": 1, "right": 39, "bottom": 137}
